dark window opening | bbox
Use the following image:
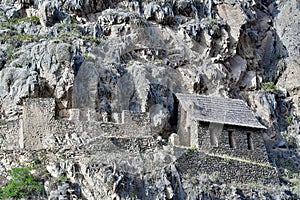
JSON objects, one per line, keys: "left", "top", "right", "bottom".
{"left": 170, "top": 93, "right": 179, "bottom": 127}
{"left": 247, "top": 132, "right": 254, "bottom": 150}
{"left": 228, "top": 130, "right": 236, "bottom": 148}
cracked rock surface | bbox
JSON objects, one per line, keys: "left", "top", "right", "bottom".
{"left": 0, "top": 0, "right": 299, "bottom": 199}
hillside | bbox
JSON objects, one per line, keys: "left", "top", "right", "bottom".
{"left": 0, "top": 0, "right": 299, "bottom": 199}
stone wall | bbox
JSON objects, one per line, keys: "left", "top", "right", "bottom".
{"left": 197, "top": 122, "right": 269, "bottom": 164}
{"left": 33, "top": 116, "right": 155, "bottom": 150}
{"left": 0, "top": 120, "right": 21, "bottom": 150}
{"left": 121, "top": 110, "right": 151, "bottom": 136}
{"left": 199, "top": 155, "right": 277, "bottom": 184}
{"left": 176, "top": 150, "right": 279, "bottom": 185}
{"left": 49, "top": 119, "right": 149, "bottom": 149}
{"left": 0, "top": 98, "right": 152, "bottom": 150}
{"left": 23, "top": 98, "right": 55, "bottom": 150}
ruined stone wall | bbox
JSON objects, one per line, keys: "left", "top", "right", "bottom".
{"left": 23, "top": 98, "right": 55, "bottom": 150}
{"left": 0, "top": 120, "right": 21, "bottom": 150}
{"left": 38, "top": 119, "right": 153, "bottom": 149}
{"left": 121, "top": 110, "right": 151, "bottom": 136}
{"left": 0, "top": 99, "right": 152, "bottom": 150}
{"left": 46, "top": 120, "right": 80, "bottom": 148}
{"left": 198, "top": 122, "right": 269, "bottom": 164}
{"left": 105, "top": 136, "right": 159, "bottom": 153}
{"left": 176, "top": 150, "right": 279, "bottom": 185}
{"left": 38, "top": 112, "right": 151, "bottom": 149}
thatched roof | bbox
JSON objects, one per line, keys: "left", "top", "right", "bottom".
{"left": 175, "top": 93, "right": 266, "bottom": 129}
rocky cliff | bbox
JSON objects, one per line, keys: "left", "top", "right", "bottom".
{"left": 0, "top": 0, "right": 299, "bottom": 199}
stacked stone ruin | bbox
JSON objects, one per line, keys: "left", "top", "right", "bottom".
{"left": 0, "top": 98, "right": 151, "bottom": 150}
{"left": 0, "top": 96, "right": 279, "bottom": 184}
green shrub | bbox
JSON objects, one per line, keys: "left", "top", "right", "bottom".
{"left": 2, "top": 33, "right": 36, "bottom": 45}
{"left": 188, "top": 145, "right": 198, "bottom": 150}
{"left": 0, "top": 167, "right": 42, "bottom": 199}
{"left": 5, "top": 44, "right": 14, "bottom": 59}
{"left": 33, "top": 157, "right": 42, "bottom": 165}
{"left": 285, "top": 115, "right": 293, "bottom": 125}
{"left": 84, "top": 35, "right": 104, "bottom": 44}
{"left": 83, "top": 53, "right": 94, "bottom": 61}
{"left": 261, "top": 82, "right": 277, "bottom": 92}
{"left": 10, "top": 16, "right": 40, "bottom": 24}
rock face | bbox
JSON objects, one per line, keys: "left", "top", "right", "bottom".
{"left": 0, "top": 0, "right": 299, "bottom": 199}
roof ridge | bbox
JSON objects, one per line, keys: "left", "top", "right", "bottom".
{"left": 175, "top": 93, "right": 246, "bottom": 102}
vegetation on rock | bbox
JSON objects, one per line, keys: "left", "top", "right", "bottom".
{"left": 0, "top": 167, "right": 42, "bottom": 199}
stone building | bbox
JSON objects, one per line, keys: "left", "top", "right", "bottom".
{"left": 175, "top": 93, "right": 269, "bottom": 163}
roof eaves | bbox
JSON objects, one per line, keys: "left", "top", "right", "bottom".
{"left": 176, "top": 93, "right": 267, "bottom": 129}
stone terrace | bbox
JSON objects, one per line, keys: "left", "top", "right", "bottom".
{"left": 176, "top": 149, "right": 279, "bottom": 185}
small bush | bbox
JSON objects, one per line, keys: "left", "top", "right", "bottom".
{"left": 10, "top": 16, "right": 40, "bottom": 24}
{"left": 261, "top": 82, "right": 277, "bottom": 92}
{"left": 84, "top": 35, "right": 104, "bottom": 44}
{"left": 2, "top": 33, "right": 36, "bottom": 45}
{"left": 0, "top": 167, "right": 42, "bottom": 199}
{"left": 5, "top": 44, "right": 14, "bottom": 59}
{"left": 285, "top": 115, "right": 293, "bottom": 125}
{"left": 33, "top": 157, "right": 42, "bottom": 165}
{"left": 83, "top": 53, "right": 94, "bottom": 61}
{"left": 188, "top": 145, "right": 198, "bottom": 150}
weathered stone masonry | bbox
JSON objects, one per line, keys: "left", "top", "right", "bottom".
{"left": 176, "top": 150, "right": 278, "bottom": 185}
{"left": 0, "top": 120, "right": 21, "bottom": 150}
{"left": 0, "top": 98, "right": 151, "bottom": 150}
{"left": 0, "top": 96, "right": 279, "bottom": 184}
{"left": 23, "top": 98, "right": 56, "bottom": 149}
{"left": 175, "top": 93, "right": 269, "bottom": 163}
{"left": 197, "top": 123, "right": 269, "bottom": 164}
{"left": 175, "top": 93, "right": 279, "bottom": 184}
